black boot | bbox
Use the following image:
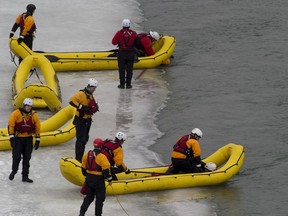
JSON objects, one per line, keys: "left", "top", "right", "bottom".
{"left": 117, "top": 84, "right": 125, "bottom": 89}
{"left": 9, "top": 171, "right": 16, "bottom": 180}
{"left": 22, "top": 176, "right": 33, "bottom": 183}
{"left": 79, "top": 207, "right": 86, "bottom": 216}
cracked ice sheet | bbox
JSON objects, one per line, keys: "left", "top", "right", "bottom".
{"left": 0, "top": 0, "right": 213, "bottom": 215}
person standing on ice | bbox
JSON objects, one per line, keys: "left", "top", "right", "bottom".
{"left": 79, "top": 138, "right": 112, "bottom": 216}
{"left": 69, "top": 78, "right": 99, "bottom": 162}
{"left": 8, "top": 98, "right": 41, "bottom": 183}
{"left": 112, "top": 18, "right": 137, "bottom": 89}
{"left": 9, "top": 4, "right": 37, "bottom": 64}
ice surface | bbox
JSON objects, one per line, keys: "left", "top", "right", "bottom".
{"left": 0, "top": 1, "right": 213, "bottom": 215}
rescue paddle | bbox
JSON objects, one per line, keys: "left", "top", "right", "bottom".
{"left": 44, "top": 55, "right": 117, "bottom": 63}
{"left": 130, "top": 170, "right": 173, "bottom": 176}
{"left": 43, "top": 49, "right": 119, "bottom": 62}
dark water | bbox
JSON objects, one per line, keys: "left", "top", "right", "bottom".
{"left": 139, "top": 0, "right": 288, "bottom": 215}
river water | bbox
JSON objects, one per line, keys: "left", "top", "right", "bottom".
{"left": 140, "top": 0, "right": 288, "bottom": 215}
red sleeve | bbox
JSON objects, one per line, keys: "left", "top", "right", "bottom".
{"left": 112, "top": 31, "right": 120, "bottom": 45}
{"left": 141, "top": 37, "right": 155, "bottom": 56}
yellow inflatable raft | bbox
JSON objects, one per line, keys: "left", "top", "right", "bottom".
{"left": 9, "top": 36, "right": 176, "bottom": 72}
{"left": 12, "top": 55, "right": 62, "bottom": 111}
{"left": 59, "top": 143, "right": 245, "bottom": 195}
{"left": 0, "top": 105, "right": 76, "bottom": 151}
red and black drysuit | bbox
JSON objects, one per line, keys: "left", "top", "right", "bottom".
{"left": 112, "top": 27, "right": 137, "bottom": 87}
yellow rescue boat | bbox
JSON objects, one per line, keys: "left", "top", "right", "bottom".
{"left": 59, "top": 143, "right": 245, "bottom": 195}
{"left": 12, "top": 55, "right": 62, "bottom": 111}
{"left": 9, "top": 35, "right": 176, "bottom": 72}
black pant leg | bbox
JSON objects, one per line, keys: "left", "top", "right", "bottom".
{"left": 95, "top": 176, "right": 106, "bottom": 216}
{"left": 117, "top": 53, "right": 126, "bottom": 86}
{"left": 125, "top": 59, "right": 134, "bottom": 86}
{"left": 21, "top": 136, "right": 33, "bottom": 177}
{"left": 24, "top": 35, "right": 33, "bottom": 50}
{"left": 11, "top": 138, "right": 23, "bottom": 173}
{"left": 75, "top": 118, "right": 92, "bottom": 162}
{"left": 19, "top": 35, "right": 33, "bottom": 64}
{"left": 80, "top": 174, "right": 105, "bottom": 216}
{"left": 80, "top": 181, "right": 95, "bottom": 214}
{"left": 172, "top": 158, "right": 192, "bottom": 173}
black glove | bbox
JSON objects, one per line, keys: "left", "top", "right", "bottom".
{"left": 77, "top": 104, "right": 85, "bottom": 117}
{"left": 125, "top": 168, "right": 131, "bottom": 174}
{"left": 81, "top": 167, "right": 87, "bottom": 177}
{"left": 17, "top": 36, "right": 24, "bottom": 44}
{"left": 10, "top": 136, "right": 16, "bottom": 148}
{"left": 195, "top": 164, "right": 204, "bottom": 173}
{"left": 116, "top": 165, "right": 125, "bottom": 172}
{"left": 107, "top": 176, "right": 113, "bottom": 183}
{"left": 34, "top": 138, "right": 40, "bottom": 150}
{"left": 83, "top": 106, "right": 92, "bottom": 114}
{"left": 107, "top": 176, "right": 113, "bottom": 185}
{"left": 9, "top": 32, "right": 14, "bottom": 38}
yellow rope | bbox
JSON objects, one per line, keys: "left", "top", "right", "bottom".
{"left": 109, "top": 184, "right": 130, "bottom": 216}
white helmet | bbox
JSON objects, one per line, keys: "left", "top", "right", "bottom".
{"left": 87, "top": 78, "right": 98, "bottom": 87}
{"left": 205, "top": 162, "right": 217, "bottom": 171}
{"left": 149, "top": 31, "right": 160, "bottom": 40}
{"left": 23, "top": 98, "right": 33, "bottom": 106}
{"left": 115, "top": 131, "right": 127, "bottom": 141}
{"left": 191, "top": 128, "right": 203, "bottom": 138}
{"left": 122, "top": 19, "right": 130, "bottom": 28}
